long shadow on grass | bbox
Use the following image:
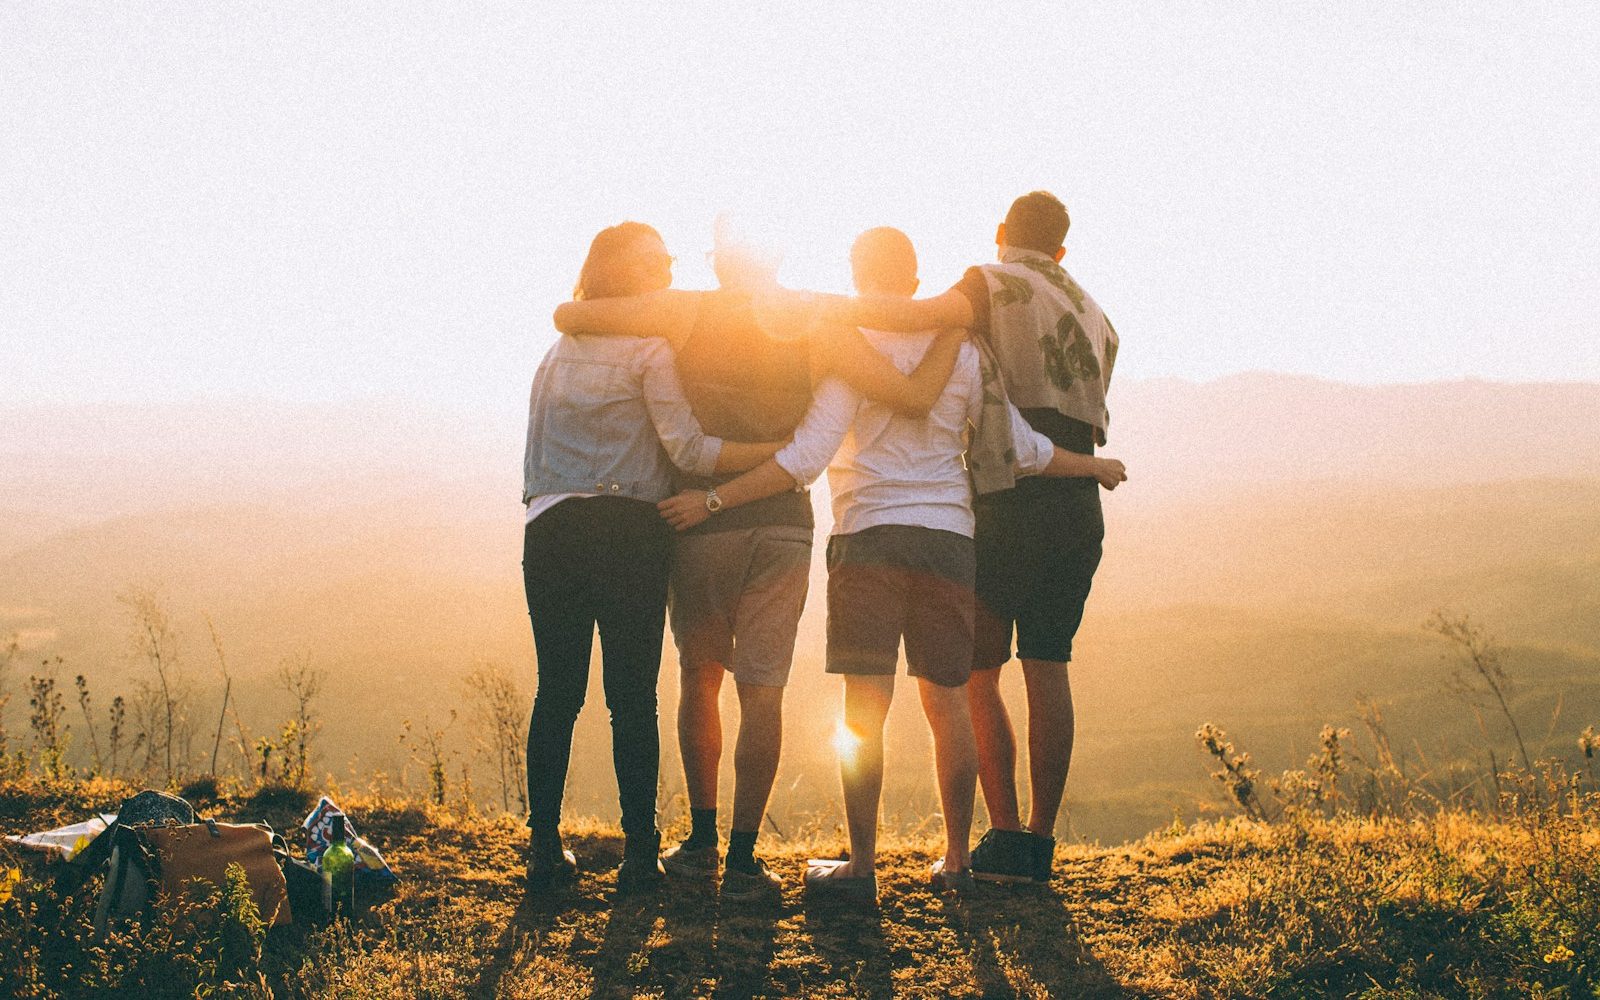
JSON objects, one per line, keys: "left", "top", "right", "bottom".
{"left": 797, "top": 896, "right": 893, "bottom": 999}
{"left": 483, "top": 883, "right": 670, "bottom": 998}
{"left": 460, "top": 838, "right": 784, "bottom": 999}
{"left": 635, "top": 887, "right": 784, "bottom": 1000}
{"left": 465, "top": 833, "right": 661, "bottom": 999}
{"left": 461, "top": 882, "right": 583, "bottom": 999}
{"left": 591, "top": 891, "right": 666, "bottom": 999}
{"left": 708, "top": 897, "right": 783, "bottom": 999}
{"left": 946, "top": 884, "right": 1129, "bottom": 999}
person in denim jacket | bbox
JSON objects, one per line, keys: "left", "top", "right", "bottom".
{"left": 521, "top": 222, "right": 784, "bottom": 894}
{"left": 553, "top": 218, "right": 964, "bottom": 903}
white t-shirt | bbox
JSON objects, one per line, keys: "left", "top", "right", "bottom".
{"left": 524, "top": 492, "right": 598, "bottom": 524}
{"left": 772, "top": 331, "right": 1055, "bottom": 538}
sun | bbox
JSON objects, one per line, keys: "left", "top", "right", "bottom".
{"left": 831, "top": 719, "right": 862, "bottom": 764}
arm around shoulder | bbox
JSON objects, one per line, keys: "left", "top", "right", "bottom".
{"left": 553, "top": 289, "right": 700, "bottom": 347}
{"left": 814, "top": 325, "right": 964, "bottom": 417}
{"left": 820, "top": 287, "right": 974, "bottom": 333}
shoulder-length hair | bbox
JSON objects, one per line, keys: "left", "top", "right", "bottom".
{"left": 573, "top": 221, "right": 663, "bottom": 301}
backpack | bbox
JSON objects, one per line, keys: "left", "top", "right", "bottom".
{"left": 93, "top": 818, "right": 292, "bottom": 936}
{"left": 69, "top": 789, "right": 195, "bottom": 883}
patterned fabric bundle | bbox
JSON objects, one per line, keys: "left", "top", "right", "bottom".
{"left": 303, "top": 796, "right": 398, "bottom": 885}
{"left": 966, "top": 247, "right": 1120, "bottom": 495}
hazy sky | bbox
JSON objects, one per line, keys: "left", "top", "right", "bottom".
{"left": 5, "top": 3, "right": 1598, "bottom": 412}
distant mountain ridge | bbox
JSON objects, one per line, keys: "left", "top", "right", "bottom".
{"left": 4, "top": 375, "right": 1595, "bottom": 539}
{"left": 1108, "top": 374, "right": 1600, "bottom": 503}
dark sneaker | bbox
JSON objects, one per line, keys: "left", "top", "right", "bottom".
{"left": 970, "top": 829, "right": 1037, "bottom": 884}
{"left": 525, "top": 847, "right": 578, "bottom": 893}
{"left": 662, "top": 840, "right": 721, "bottom": 879}
{"left": 720, "top": 857, "right": 782, "bottom": 903}
{"left": 1031, "top": 834, "right": 1057, "bottom": 885}
{"left": 617, "top": 853, "right": 665, "bottom": 895}
{"left": 617, "top": 831, "right": 665, "bottom": 895}
{"left": 803, "top": 858, "right": 877, "bottom": 906}
{"left": 930, "top": 858, "right": 975, "bottom": 894}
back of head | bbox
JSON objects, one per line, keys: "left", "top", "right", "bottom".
{"left": 573, "top": 221, "right": 665, "bottom": 300}
{"left": 850, "top": 227, "right": 919, "bottom": 297}
{"left": 711, "top": 213, "right": 783, "bottom": 290}
{"left": 1003, "top": 191, "right": 1070, "bottom": 255}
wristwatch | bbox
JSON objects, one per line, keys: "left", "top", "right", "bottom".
{"left": 704, "top": 489, "right": 724, "bottom": 514}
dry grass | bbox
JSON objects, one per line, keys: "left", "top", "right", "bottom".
{"left": 2, "top": 777, "right": 1598, "bottom": 998}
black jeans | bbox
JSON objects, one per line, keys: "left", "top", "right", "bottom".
{"left": 523, "top": 496, "right": 672, "bottom": 843}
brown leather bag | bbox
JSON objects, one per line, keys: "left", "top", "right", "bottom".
{"left": 144, "top": 820, "right": 291, "bottom": 927}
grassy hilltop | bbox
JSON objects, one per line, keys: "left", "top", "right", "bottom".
{"left": 3, "top": 382, "right": 1598, "bottom": 994}
{"left": 2, "top": 776, "right": 1598, "bottom": 999}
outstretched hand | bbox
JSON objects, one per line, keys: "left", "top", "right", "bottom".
{"left": 1094, "top": 458, "right": 1128, "bottom": 490}
{"left": 658, "top": 490, "right": 710, "bottom": 531}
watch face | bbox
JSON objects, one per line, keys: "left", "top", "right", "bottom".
{"left": 705, "top": 491, "right": 723, "bottom": 513}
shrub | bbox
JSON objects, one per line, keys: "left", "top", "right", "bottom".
{"left": 217, "top": 862, "right": 266, "bottom": 981}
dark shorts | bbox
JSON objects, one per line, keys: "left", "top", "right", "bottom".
{"left": 973, "top": 477, "right": 1104, "bottom": 670}
{"left": 825, "top": 524, "right": 976, "bottom": 688}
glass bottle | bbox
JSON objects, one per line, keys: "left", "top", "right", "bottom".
{"left": 321, "top": 814, "right": 356, "bottom": 917}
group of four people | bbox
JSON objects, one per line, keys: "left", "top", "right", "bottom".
{"left": 520, "top": 191, "right": 1125, "bottom": 904}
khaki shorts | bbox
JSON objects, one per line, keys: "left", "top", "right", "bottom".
{"left": 669, "top": 524, "right": 813, "bottom": 687}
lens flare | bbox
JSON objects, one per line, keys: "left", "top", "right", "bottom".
{"left": 831, "top": 719, "right": 862, "bottom": 764}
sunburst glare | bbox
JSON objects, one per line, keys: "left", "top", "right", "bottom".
{"left": 831, "top": 719, "right": 862, "bottom": 764}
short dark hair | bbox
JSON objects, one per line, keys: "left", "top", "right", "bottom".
{"left": 850, "top": 227, "right": 918, "bottom": 296}
{"left": 1004, "top": 191, "right": 1070, "bottom": 254}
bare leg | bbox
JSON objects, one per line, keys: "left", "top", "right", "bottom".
{"left": 918, "top": 678, "right": 978, "bottom": 871}
{"left": 967, "top": 667, "right": 1022, "bottom": 830}
{"left": 678, "top": 663, "right": 725, "bottom": 810}
{"left": 731, "top": 681, "right": 784, "bottom": 833}
{"left": 835, "top": 674, "right": 894, "bottom": 877}
{"left": 1021, "top": 658, "right": 1074, "bottom": 836}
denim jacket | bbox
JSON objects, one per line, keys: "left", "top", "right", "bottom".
{"left": 522, "top": 334, "right": 725, "bottom": 505}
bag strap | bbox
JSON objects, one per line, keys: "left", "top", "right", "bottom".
{"left": 109, "top": 825, "right": 162, "bottom": 893}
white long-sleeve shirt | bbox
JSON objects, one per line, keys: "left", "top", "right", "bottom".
{"left": 772, "top": 330, "right": 1056, "bottom": 538}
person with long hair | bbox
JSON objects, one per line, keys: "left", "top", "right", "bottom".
{"left": 521, "top": 222, "right": 786, "bottom": 893}
{"left": 552, "top": 217, "right": 964, "bottom": 901}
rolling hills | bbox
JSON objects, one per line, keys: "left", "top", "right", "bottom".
{"left": 2, "top": 374, "right": 1597, "bottom": 842}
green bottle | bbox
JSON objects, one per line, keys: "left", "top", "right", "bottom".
{"left": 321, "top": 814, "right": 356, "bottom": 917}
